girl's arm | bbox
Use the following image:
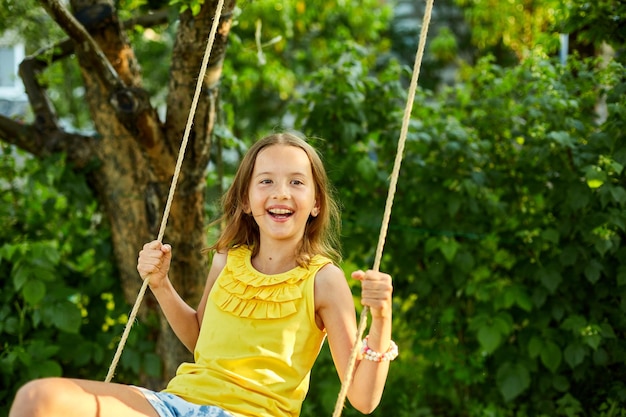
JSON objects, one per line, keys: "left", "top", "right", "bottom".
{"left": 137, "top": 241, "right": 226, "bottom": 352}
{"left": 315, "top": 265, "right": 394, "bottom": 414}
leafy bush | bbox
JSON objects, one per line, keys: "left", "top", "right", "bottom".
{"left": 0, "top": 148, "right": 160, "bottom": 416}
{"left": 294, "top": 51, "right": 626, "bottom": 416}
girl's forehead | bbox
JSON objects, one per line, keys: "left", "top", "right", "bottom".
{"left": 253, "top": 145, "right": 312, "bottom": 173}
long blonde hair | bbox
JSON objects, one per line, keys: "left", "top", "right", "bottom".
{"left": 209, "top": 132, "right": 342, "bottom": 266}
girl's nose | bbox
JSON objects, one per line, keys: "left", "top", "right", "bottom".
{"left": 273, "top": 183, "right": 289, "bottom": 199}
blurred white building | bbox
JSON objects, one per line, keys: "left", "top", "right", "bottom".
{"left": 0, "top": 31, "right": 28, "bottom": 118}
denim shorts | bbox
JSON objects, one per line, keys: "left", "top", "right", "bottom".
{"left": 136, "top": 387, "right": 234, "bottom": 417}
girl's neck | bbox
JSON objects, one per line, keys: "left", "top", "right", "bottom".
{"left": 252, "top": 240, "right": 299, "bottom": 275}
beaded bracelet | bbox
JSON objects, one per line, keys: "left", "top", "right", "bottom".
{"left": 361, "top": 336, "right": 399, "bottom": 362}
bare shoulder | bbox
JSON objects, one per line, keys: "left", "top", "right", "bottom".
{"left": 314, "top": 262, "right": 357, "bottom": 349}
{"left": 197, "top": 250, "right": 228, "bottom": 324}
{"left": 210, "top": 251, "right": 228, "bottom": 272}
{"left": 315, "top": 263, "right": 346, "bottom": 289}
{"left": 205, "top": 251, "right": 228, "bottom": 288}
{"left": 314, "top": 263, "right": 352, "bottom": 311}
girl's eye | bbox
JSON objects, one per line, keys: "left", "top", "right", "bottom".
{"left": 291, "top": 179, "right": 304, "bottom": 185}
{"left": 260, "top": 179, "right": 272, "bottom": 184}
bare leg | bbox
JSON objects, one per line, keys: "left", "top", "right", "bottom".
{"left": 9, "top": 377, "right": 160, "bottom": 417}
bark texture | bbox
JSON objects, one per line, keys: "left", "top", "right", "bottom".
{"left": 0, "top": 0, "right": 237, "bottom": 386}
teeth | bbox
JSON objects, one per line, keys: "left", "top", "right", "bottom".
{"left": 269, "top": 208, "right": 293, "bottom": 215}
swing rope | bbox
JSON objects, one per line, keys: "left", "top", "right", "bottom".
{"left": 104, "top": 0, "right": 226, "bottom": 383}
{"left": 331, "top": 0, "right": 434, "bottom": 415}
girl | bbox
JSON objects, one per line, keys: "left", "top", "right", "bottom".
{"left": 9, "top": 132, "right": 396, "bottom": 417}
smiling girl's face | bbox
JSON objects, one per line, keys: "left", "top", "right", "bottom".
{"left": 246, "top": 144, "right": 320, "bottom": 244}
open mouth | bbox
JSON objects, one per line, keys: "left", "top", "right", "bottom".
{"left": 268, "top": 208, "right": 294, "bottom": 219}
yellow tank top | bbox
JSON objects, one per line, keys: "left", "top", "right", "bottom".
{"left": 164, "top": 246, "right": 331, "bottom": 417}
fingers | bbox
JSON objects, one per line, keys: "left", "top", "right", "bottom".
{"left": 352, "top": 269, "right": 393, "bottom": 318}
{"left": 137, "top": 240, "right": 171, "bottom": 280}
{"left": 142, "top": 240, "right": 171, "bottom": 253}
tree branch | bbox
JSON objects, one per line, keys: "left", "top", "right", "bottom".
{"left": 38, "top": 0, "right": 124, "bottom": 91}
{"left": 1, "top": 4, "right": 172, "bottom": 171}
{"left": 0, "top": 115, "right": 95, "bottom": 168}
{"left": 30, "top": 1, "right": 170, "bottom": 162}
{"left": 17, "top": 41, "right": 76, "bottom": 134}
{"left": 123, "top": 9, "right": 170, "bottom": 29}
{"left": 2, "top": 38, "right": 97, "bottom": 167}
{"left": 18, "top": 9, "right": 171, "bottom": 67}
{"left": 14, "top": 6, "right": 171, "bottom": 140}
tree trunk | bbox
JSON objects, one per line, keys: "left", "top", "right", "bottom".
{"left": 0, "top": 0, "right": 237, "bottom": 387}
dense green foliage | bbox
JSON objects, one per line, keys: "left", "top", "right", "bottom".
{"left": 0, "top": 149, "right": 161, "bottom": 415}
{"left": 293, "top": 49, "right": 626, "bottom": 416}
{"left": 218, "top": 0, "right": 393, "bottom": 139}
{"left": 1, "top": 0, "right": 626, "bottom": 416}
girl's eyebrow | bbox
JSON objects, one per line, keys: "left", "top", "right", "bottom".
{"left": 254, "top": 171, "right": 309, "bottom": 177}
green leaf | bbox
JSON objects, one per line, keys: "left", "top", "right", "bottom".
{"left": 92, "top": 343, "right": 104, "bottom": 364}
{"left": 610, "top": 160, "right": 624, "bottom": 174}
{"left": 12, "top": 263, "right": 30, "bottom": 291}
{"left": 565, "top": 183, "right": 590, "bottom": 211}
{"left": 16, "top": 348, "right": 33, "bottom": 367}
{"left": 608, "top": 185, "right": 626, "bottom": 204}
{"left": 552, "top": 304, "right": 565, "bottom": 321}
{"left": 552, "top": 375, "right": 570, "bottom": 392}
{"left": 541, "top": 228, "right": 559, "bottom": 244}
{"left": 31, "top": 241, "right": 61, "bottom": 268}
{"left": 122, "top": 349, "right": 141, "bottom": 374}
{"left": 439, "top": 238, "right": 460, "bottom": 263}
{"left": 37, "top": 360, "right": 63, "bottom": 378}
{"left": 22, "top": 279, "right": 46, "bottom": 305}
{"left": 0, "top": 243, "right": 20, "bottom": 261}
{"left": 515, "top": 292, "right": 533, "bottom": 312}
{"left": 455, "top": 250, "right": 475, "bottom": 274}
{"left": 559, "top": 245, "right": 579, "bottom": 266}
{"left": 190, "top": 2, "right": 201, "bottom": 16}
{"left": 532, "top": 286, "right": 548, "bottom": 308}
{"left": 584, "top": 333, "right": 602, "bottom": 350}
{"left": 538, "top": 267, "right": 562, "bottom": 293}
{"left": 528, "top": 336, "right": 543, "bottom": 359}
{"left": 600, "top": 323, "right": 616, "bottom": 339}
{"left": 503, "top": 285, "right": 532, "bottom": 312}
{"left": 143, "top": 353, "right": 162, "bottom": 378}
{"left": 3, "top": 317, "right": 20, "bottom": 335}
{"left": 593, "top": 348, "right": 609, "bottom": 366}
{"left": 496, "top": 362, "right": 531, "bottom": 402}
{"left": 548, "top": 131, "right": 574, "bottom": 148}
{"left": 564, "top": 343, "right": 586, "bottom": 368}
{"left": 618, "top": 266, "right": 626, "bottom": 286}
{"left": 26, "top": 340, "right": 60, "bottom": 360}
{"left": 584, "top": 259, "right": 603, "bottom": 283}
{"left": 45, "top": 301, "right": 82, "bottom": 334}
{"left": 561, "top": 315, "right": 586, "bottom": 332}
{"left": 540, "top": 341, "right": 562, "bottom": 373}
{"left": 477, "top": 324, "right": 502, "bottom": 354}
{"left": 355, "top": 156, "right": 377, "bottom": 181}
{"left": 72, "top": 342, "right": 94, "bottom": 367}
{"left": 594, "top": 236, "right": 613, "bottom": 257}
{"left": 424, "top": 237, "right": 439, "bottom": 254}
{"left": 447, "top": 194, "right": 462, "bottom": 216}
{"left": 493, "top": 313, "right": 513, "bottom": 335}
{"left": 584, "top": 165, "right": 606, "bottom": 189}
{"left": 494, "top": 249, "right": 515, "bottom": 270}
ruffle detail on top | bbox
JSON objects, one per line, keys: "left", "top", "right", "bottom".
{"left": 210, "top": 246, "right": 330, "bottom": 319}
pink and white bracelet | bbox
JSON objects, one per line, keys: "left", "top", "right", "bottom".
{"left": 361, "top": 336, "right": 399, "bottom": 362}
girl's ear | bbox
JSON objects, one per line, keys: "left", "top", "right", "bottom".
{"left": 243, "top": 203, "right": 251, "bottom": 214}
{"left": 311, "top": 201, "right": 320, "bottom": 217}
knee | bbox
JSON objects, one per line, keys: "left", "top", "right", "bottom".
{"left": 10, "top": 378, "right": 64, "bottom": 417}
